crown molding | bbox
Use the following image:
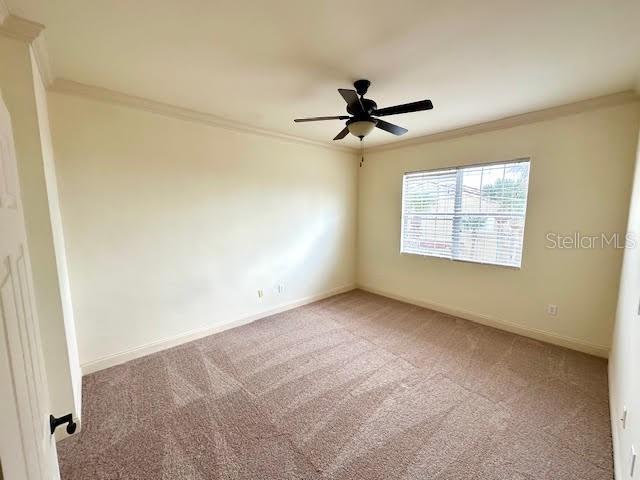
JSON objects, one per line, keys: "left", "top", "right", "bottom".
{"left": 367, "top": 90, "right": 640, "bottom": 153}
{"left": 0, "top": 14, "right": 44, "bottom": 43}
{"left": 0, "top": 12, "right": 54, "bottom": 87}
{"left": 49, "top": 78, "right": 357, "bottom": 153}
{"left": 47, "top": 79, "right": 639, "bottom": 155}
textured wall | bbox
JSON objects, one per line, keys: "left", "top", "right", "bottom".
{"left": 49, "top": 92, "right": 358, "bottom": 367}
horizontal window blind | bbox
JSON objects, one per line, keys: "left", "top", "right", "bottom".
{"left": 401, "top": 159, "right": 530, "bottom": 267}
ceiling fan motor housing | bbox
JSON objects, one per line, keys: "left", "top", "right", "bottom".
{"left": 347, "top": 98, "right": 377, "bottom": 117}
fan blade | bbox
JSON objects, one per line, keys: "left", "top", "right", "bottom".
{"left": 294, "top": 115, "right": 350, "bottom": 122}
{"left": 338, "top": 89, "right": 364, "bottom": 113}
{"left": 333, "top": 126, "right": 350, "bottom": 140}
{"left": 373, "top": 99, "right": 433, "bottom": 117}
{"left": 375, "top": 119, "right": 408, "bottom": 136}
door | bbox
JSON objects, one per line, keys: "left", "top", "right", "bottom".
{"left": 0, "top": 91, "right": 60, "bottom": 479}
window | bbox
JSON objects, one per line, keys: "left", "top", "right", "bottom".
{"left": 401, "top": 159, "right": 530, "bottom": 268}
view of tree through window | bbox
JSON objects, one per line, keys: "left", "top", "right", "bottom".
{"left": 401, "top": 159, "right": 530, "bottom": 267}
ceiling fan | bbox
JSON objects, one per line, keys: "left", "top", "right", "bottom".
{"left": 294, "top": 79, "right": 433, "bottom": 141}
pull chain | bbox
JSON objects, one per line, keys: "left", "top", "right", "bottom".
{"left": 359, "top": 138, "right": 365, "bottom": 167}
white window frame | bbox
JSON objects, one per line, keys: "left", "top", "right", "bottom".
{"left": 400, "top": 158, "right": 531, "bottom": 268}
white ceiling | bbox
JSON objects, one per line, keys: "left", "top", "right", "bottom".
{"left": 7, "top": 0, "right": 640, "bottom": 147}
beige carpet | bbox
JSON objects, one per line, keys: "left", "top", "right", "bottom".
{"left": 58, "top": 290, "right": 612, "bottom": 479}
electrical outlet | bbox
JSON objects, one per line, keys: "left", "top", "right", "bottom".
{"left": 276, "top": 284, "right": 284, "bottom": 294}
{"left": 546, "top": 304, "right": 558, "bottom": 316}
{"left": 257, "top": 289, "right": 264, "bottom": 299}
{"left": 622, "top": 406, "right": 628, "bottom": 429}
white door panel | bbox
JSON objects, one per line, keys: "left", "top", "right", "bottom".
{"left": 0, "top": 90, "right": 60, "bottom": 479}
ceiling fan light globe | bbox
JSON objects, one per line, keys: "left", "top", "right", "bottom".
{"left": 347, "top": 120, "right": 376, "bottom": 139}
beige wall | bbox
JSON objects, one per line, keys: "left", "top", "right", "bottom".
{"left": 48, "top": 92, "right": 358, "bottom": 369}
{"left": 609, "top": 127, "right": 640, "bottom": 478}
{"left": 0, "top": 35, "right": 79, "bottom": 424}
{"left": 357, "top": 103, "right": 640, "bottom": 356}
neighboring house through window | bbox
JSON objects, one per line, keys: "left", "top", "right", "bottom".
{"left": 401, "top": 159, "right": 531, "bottom": 268}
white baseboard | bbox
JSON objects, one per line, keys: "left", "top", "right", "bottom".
{"left": 81, "top": 282, "right": 608, "bottom": 375}
{"left": 81, "top": 284, "right": 356, "bottom": 375}
{"left": 357, "top": 284, "right": 610, "bottom": 358}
